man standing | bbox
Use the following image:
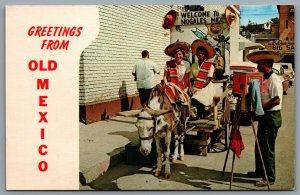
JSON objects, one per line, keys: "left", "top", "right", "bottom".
{"left": 247, "top": 50, "right": 283, "bottom": 187}
{"left": 132, "top": 50, "right": 160, "bottom": 107}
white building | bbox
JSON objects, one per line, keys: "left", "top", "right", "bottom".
{"left": 79, "top": 5, "right": 173, "bottom": 123}
{"left": 79, "top": 5, "right": 258, "bottom": 124}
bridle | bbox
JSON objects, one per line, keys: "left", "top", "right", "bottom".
{"left": 137, "top": 100, "right": 173, "bottom": 141}
{"left": 137, "top": 110, "right": 181, "bottom": 144}
{"left": 137, "top": 115, "right": 157, "bottom": 141}
{"left": 137, "top": 86, "right": 179, "bottom": 141}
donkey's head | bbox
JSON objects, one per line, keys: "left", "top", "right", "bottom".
{"left": 135, "top": 97, "right": 171, "bottom": 156}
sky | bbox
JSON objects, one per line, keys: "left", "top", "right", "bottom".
{"left": 240, "top": 5, "right": 279, "bottom": 26}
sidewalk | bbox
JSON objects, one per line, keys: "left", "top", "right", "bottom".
{"left": 79, "top": 82, "right": 229, "bottom": 184}
{"left": 79, "top": 86, "right": 295, "bottom": 190}
{"left": 79, "top": 115, "right": 138, "bottom": 184}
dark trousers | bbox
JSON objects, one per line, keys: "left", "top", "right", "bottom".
{"left": 138, "top": 88, "right": 152, "bottom": 107}
{"left": 255, "top": 111, "right": 282, "bottom": 182}
{"left": 191, "top": 98, "right": 206, "bottom": 119}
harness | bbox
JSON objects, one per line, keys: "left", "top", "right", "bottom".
{"left": 138, "top": 83, "right": 191, "bottom": 142}
{"left": 137, "top": 115, "right": 157, "bottom": 141}
{"left": 137, "top": 107, "right": 173, "bottom": 141}
{"left": 138, "top": 110, "right": 196, "bottom": 143}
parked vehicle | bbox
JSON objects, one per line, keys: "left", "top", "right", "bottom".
{"left": 274, "top": 62, "right": 295, "bottom": 86}
{"left": 272, "top": 63, "right": 290, "bottom": 95}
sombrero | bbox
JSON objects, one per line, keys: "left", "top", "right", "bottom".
{"left": 164, "top": 40, "right": 190, "bottom": 57}
{"left": 191, "top": 39, "right": 215, "bottom": 59}
{"left": 162, "top": 10, "right": 177, "bottom": 29}
{"left": 225, "top": 6, "right": 237, "bottom": 28}
{"left": 247, "top": 50, "right": 283, "bottom": 63}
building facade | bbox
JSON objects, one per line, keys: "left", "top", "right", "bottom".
{"left": 79, "top": 5, "right": 174, "bottom": 124}
{"left": 170, "top": 5, "right": 241, "bottom": 76}
{"left": 250, "top": 5, "right": 294, "bottom": 67}
{"left": 278, "top": 5, "right": 294, "bottom": 41}
{"left": 79, "top": 5, "right": 243, "bottom": 124}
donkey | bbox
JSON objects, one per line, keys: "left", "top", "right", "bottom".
{"left": 135, "top": 83, "right": 191, "bottom": 178}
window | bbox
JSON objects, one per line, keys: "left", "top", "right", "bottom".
{"left": 282, "top": 65, "right": 289, "bottom": 69}
{"left": 289, "top": 7, "right": 294, "bottom": 16}
{"left": 280, "top": 67, "right": 284, "bottom": 75}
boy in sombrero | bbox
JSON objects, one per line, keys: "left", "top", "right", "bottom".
{"left": 246, "top": 50, "right": 283, "bottom": 187}
{"left": 189, "top": 39, "right": 216, "bottom": 119}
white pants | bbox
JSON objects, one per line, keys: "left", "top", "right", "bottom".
{"left": 192, "top": 82, "right": 216, "bottom": 106}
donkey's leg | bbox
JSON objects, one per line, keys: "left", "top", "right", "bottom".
{"left": 171, "top": 134, "right": 179, "bottom": 162}
{"left": 179, "top": 114, "right": 189, "bottom": 161}
{"left": 164, "top": 131, "right": 172, "bottom": 179}
{"left": 179, "top": 133, "right": 185, "bottom": 161}
{"left": 154, "top": 136, "right": 162, "bottom": 177}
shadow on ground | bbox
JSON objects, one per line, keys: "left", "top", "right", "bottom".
{"left": 87, "top": 164, "right": 151, "bottom": 190}
{"left": 108, "top": 130, "right": 138, "bottom": 142}
{"left": 86, "top": 161, "right": 257, "bottom": 190}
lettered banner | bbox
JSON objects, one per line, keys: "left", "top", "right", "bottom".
{"left": 6, "top": 6, "right": 98, "bottom": 190}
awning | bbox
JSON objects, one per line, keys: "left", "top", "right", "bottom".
{"left": 238, "top": 35, "right": 265, "bottom": 50}
{"left": 242, "top": 42, "right": 265, "bottom": 50}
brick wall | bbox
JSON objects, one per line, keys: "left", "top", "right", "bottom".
{"left": 80, "top": 5, "right": 172, "bottom": 106}
{"left": 79, "top": 5, "right": 175, "bottom": 123}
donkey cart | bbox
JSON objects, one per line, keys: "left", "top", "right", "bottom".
{"left": 185, "top": 78, "right": 231, "bottom": 156}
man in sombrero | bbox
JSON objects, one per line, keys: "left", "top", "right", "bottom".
{"left": 246, "top": 50, "right": 283, "bottom": 187}
{"left": 189, "top": 39, "right": 216, "bottom": 119}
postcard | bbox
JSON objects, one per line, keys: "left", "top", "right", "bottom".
{"left": 6, "top": 4, "right": 295, "bottom": 190}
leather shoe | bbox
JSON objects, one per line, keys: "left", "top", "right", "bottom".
{"left": 247, "top": 171, "right": 262, "bottom": 178}
{"left": 254, "top": 179, "right": 274, "bottom": 187}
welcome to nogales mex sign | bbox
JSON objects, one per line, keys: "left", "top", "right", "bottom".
{"left": 174, "top": 10, "right": 225, "bottom": 25}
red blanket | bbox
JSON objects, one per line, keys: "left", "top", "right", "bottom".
{"left": 230, "top": 128, "right": 245, "bottom": 158}
{"left": 155, "top": 83, "right": 189, "bottom": 106}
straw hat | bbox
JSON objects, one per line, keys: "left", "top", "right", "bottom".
{"left": 162, "top": 10, "right": 177, "bottom": 29}
{"left": 225, "top": 6, "right": 237, "bottom": 28}
{"left": 191, "top": 39, "right": 215, "bottom": 59}
{"left": 247, "top": 50, "right": 283, "bottom": 63}
{"left": 164, "top": 40, "right": 190, "bottom": 57}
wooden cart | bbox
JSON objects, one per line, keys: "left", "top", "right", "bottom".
{"left": 185, "top": 79, "right": 231, "bottom": 156}
{"left": 118, "top": 79, "right": 231, "bottom": 157}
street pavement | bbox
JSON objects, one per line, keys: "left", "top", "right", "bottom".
{"left": 80, "top": 86, "right": 295, "bottom": 191}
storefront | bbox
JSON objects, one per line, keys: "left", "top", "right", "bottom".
{"left": 170, "top": 5, "right": 240, "bottom": 77}
{"left": 264, "top": 41, "right": 295, "bottom": 69}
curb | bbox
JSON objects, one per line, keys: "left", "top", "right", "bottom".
{"left": 80, "top": 150, "right": 125, "bottom": 185}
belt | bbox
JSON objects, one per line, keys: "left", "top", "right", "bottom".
{"left": 265, "top": 110, "right": 280, "bottom": 114}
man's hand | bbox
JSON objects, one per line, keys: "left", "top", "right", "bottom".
{"left": 188, "top": 86, "right": 194, "bottom": 95}
{"left": 263, "top": 96, "right": 280, "bottom": 111}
